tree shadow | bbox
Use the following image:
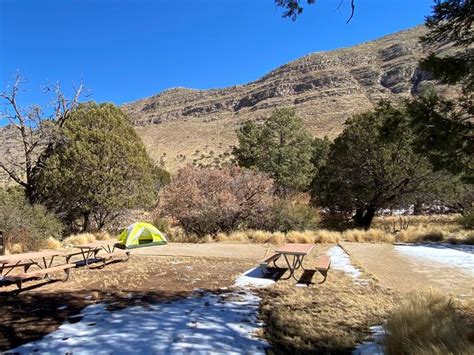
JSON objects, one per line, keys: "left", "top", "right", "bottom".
{"left": 1, "top": 287, "right": 269, "bottom": 353}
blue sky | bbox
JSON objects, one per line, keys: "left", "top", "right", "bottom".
{"left": 1, "top": 0, "right": 434, "bottom": 114}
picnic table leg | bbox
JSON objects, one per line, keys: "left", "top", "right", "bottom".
{"left": 280, "top": 254, "right": 299, "bottom": 280}
{"left": 294, "top": 255, "right": 309, "bottom": 271}
{"left": 2, "top": 261, "right": 21, "bottom": 277}
{"left": 44, "top": 256, "right": 57, "bottom": 281}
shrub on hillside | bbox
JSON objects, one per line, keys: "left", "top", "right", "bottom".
{"left": 257, "top": 200, "right": 319, "bottom": 232}
{"left": 0, "top": 188, "right": 63, "bottom": 253}
{"left": 159, "top": 166, "right": 275, "bottom": 237}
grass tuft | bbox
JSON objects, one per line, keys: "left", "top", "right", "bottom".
{"left": 385, "top": 291, "right": 474, "bottom": 354}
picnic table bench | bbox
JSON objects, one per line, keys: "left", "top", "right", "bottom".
{"left": 0, "top": 251, "right": 75, "bottom": 290}
{"left": 260, "top": 243, "right": 331, "bottom": 282}
{"left": 66, "top": 240, "right": 130, "bottom": 267}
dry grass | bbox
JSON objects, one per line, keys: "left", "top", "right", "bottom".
{"left": 385, "top": 291, "right": 474, "bottom": 354}
{"left": 259, "top": 269, "right": 396, "bottom": 353}
{"left": 158, "top": 214, "right": 473, "bottom": 246}
{"left": 343, "top": 228, "right": 396, "bottom": 243}
{"left": 63, "top": 231, "right": 113, "bottom": 246}
{"left": 45, "top": 237, "right": 62, "bottom": 250}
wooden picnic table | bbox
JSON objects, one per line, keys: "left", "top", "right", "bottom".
{"left": 0, "top": 250, "right": 64, "bottom": 278}
{"left": 274, "top": 243, "right": 314, "bottom": 280}
{"left": 70, "top": 240, "right": 129, "bottom": 267}
{"left": 0, "top": 250, "right": 75, "bottom": 290}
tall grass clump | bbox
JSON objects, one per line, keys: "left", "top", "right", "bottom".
{"left": 63, "top": 231, "right": 112, "bottom": 246}
{"left": 385, "top": 291, "right": 474, "bottom": 354}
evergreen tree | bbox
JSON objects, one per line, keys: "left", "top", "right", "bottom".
{"left": 37, "top": 102, "right": 169, "bottom": 231}
{"left": 233, "top": 108, "right": 314, "bottom": 193}
{"left": 312, "top": 102, "right": 444, "bottom": 229}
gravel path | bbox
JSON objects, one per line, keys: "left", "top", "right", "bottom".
{"left": 341, "top": 242, "right": 473, "bottom": 299}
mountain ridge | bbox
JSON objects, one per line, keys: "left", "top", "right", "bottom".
{"left": 123, "top": 25, "right": 447, "bottom": 171}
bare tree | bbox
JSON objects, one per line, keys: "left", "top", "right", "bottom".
{"left": 0, "top": 73, "right": 84, "bottom": 202}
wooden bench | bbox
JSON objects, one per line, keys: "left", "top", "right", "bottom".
{"left": 314, "top": 255, "right": 331, "bottom": 282}
{"left": 259, "top": 253, "right": 281, "bottom": 268}
{"left": 5, "top": 263, "right": 76, "bottom": 290}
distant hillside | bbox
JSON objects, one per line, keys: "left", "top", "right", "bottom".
{"left": 123, "top": 26, "right": 449, "bottom": 171}
{"left": 0, "top": 26, "right": 452, "bottom": 184}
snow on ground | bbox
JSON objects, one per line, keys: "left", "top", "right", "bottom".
{"left": 12, "top": 290, "right": 269, "bottom": 354}
{"left": 395, "top": 244, "right": 474, "bottom": 276}
{"left": 234, "top": 267, "right": 276, "bottom": 288}
{"left": 328, "top": 246, "right": 368, "bottom": 284}
{"left": 352, "top": 325, "right": 385, "bottom": 355}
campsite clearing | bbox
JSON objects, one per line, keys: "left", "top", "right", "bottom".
{"left": 1, "top": 242, "right": 473, "bottom": 353}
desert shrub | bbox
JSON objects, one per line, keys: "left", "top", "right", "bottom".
{"left": 459, "top": 209, "right": 474, "bottom": 229}
{"left": 159, "top": 166, "right": 275, "bottom": 237}
{"left": 151, "top": 216, "right": 171, "bottom": 236}
{"left": 385, "top": 291, "right": 474, "bottom": 354}
{"left": 0, "top": 188, "right": 63, "bottom": 253}
{"left": 261, "top": 200, "right": 319, "bottom": 232}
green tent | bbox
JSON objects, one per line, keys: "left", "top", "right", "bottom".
{"left": 118, "top": 222, "right": 167, "bottom": 249}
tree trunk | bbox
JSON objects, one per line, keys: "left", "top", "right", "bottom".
{"left": 413, "top": 201, "right": 423, "bottom": 215}
{"left": 361, "top": 206, "right": 376, "bottom": 230}
{"left": 354, "top": 206, "right": 377, "bottom": 230}
{"left": 83, "top": 211, "right": 91, "bottom": 232}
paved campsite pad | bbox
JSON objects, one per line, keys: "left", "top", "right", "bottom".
{"left": 341, "top": 242, "right": 474, "bottom": 299}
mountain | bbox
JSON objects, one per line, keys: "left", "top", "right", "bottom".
{"left": 0, "top": 26, "right": 449, "bottom": 185}
{"left": 123, "top": 26, "right": 445, "bottom": 171}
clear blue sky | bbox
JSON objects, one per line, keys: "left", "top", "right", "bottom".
{"left": 1, "top": 0, "right": 434, "bottom": 114}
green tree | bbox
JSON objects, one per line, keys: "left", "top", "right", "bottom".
{"left": 233, "top": 108, "right": 314, "bottom": 192}
{"left": 0, "top": 74, "right": 84, "bottom": 203}
{"left": 37, "top": 102, "right": 169, "bottom": 232}
{"left": 310, "top": 136, "right": 331, "bottom": 176}
{"left": 420, "top": 0, "right": 473, "bottom": 89}
{"left": 405, "top": 93, "right": 473, "bottom": 183}
{"left": 410, "top": 0, "right": 473, "bottom": 182}
{"left": 312, "top": 101, "right": 444, "bottom": 230}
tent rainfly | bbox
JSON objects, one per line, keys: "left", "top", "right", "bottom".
{"left": 118, "top": 222, "right": 167, "bottom": 249}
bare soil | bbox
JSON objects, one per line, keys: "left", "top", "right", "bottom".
{"left": 0, "top": 253, "right": 256, "bottom": 351}
{"left": 341, "top": 242, "right": 474, "bottom": 299}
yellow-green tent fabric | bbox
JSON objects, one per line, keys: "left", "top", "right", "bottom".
{"left": 118, "top": 222, "right": 167, "bottom": 249}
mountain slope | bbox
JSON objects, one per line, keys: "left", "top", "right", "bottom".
{"left": 0, "top": 26, "right": 446, "bottom": 185}
{"left": 124, "top": 26, "right": 441, "bottom": 171}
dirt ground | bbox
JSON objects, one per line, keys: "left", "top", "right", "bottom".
{"left": 1, "top": 242, "right": 472, "bottom": 352}
{"left": 341, "top": 242, "right": 474, "bottom": 299}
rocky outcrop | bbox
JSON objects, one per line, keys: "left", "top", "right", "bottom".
{"left": 123, "top": 26, "right": 435, "bottom": 130}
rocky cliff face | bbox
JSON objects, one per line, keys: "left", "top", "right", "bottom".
{"left": 123, "top": 26, "right": 441, "bottom": 171}
{"left": 124, "top": 27, "right": 433, "bottom": 126}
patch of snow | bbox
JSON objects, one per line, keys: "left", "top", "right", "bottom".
{"left": 328, "top": 246, "right": 362, "bottom": 279}
{"left": 234, "top": 267, "right": 275, "bottom": 288}
{"left": 395, "top": 244, "right": 474, "bottom": 276}
{"left": 11, "top": 290, "right": 269, "bottom": 354}
{"left": 444, "top": 244, "right": 474, "bottom": 254}
{"left": 353, "top": 325, "right": 385, "bottom": 355}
